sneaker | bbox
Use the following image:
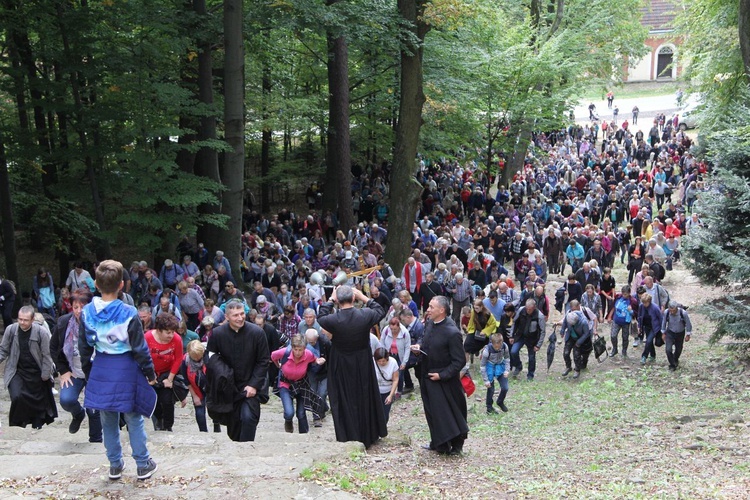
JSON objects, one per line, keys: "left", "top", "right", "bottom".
{"left": 284, "top": 420, "right": 293, "bottom": 433}
{"left": 608, "top": 350, "right": 618, "bottom": 358}
{"left": 487, "top": 407, "right": 497, "bottom": 414}
{"left": 562, "top": 368, "right": 572, "bottom": 377}
{"left": 526, "top": 376, "right": 534, "bottom": 382}
{"left": 69, "top": 413, "right": 85, "bottom": 434}
{"left": 573, "top": 371, "right": 580, "bottom": 379}
{"left": 109, "top": 460, "right": 125, "bottom": 480}
{"left": 136, "top": 459, "right": 158, "bottom": 480}
{"left": 640, "top": 356, "right": 647, "bottom": 365}
{"left": 633, "top": 339, "right": 640, "bottom": 347}
{"left": 402, "top": 386, "right": 414, "bottom": 394}
{"left": 498, "top": 402, "right": 508, "bottom": 413}
{"left": 511, "top": 368, "right": 521, "bottom": 379}
{"left": 313, "top": 419, "right": 323, "bottom": 428}
{"left": 621, "top": 351, "right": 628, "bottom": 358}
{"left": 668, "top": 366, "right": 676, "bottom": 372}
{"left": 649, "top": 357, "right": 655, "bottom": 363}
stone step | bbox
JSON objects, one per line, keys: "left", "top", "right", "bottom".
{"left": 0, "top": 393, "right": 361, "bottom": 499}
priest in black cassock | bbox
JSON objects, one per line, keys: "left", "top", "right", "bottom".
{"left": 318, "top": 285, "right": 387, "bottom": 448}
{"left": 413, "top": 295, "right": 469, "bottom": 455}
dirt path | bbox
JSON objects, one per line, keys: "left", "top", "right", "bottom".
{"left": 302, "top": 267, "right": 750, "bottom": 499}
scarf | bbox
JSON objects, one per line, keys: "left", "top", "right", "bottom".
{"left": 64, "top": 314, "right": 85, "bottom": 378}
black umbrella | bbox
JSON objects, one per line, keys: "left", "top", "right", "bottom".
{"left": 547, "top": 325, "right": 558, "bottom": 372}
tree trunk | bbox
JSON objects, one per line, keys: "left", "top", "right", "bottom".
{"left": 500, "top": 126, "right": 531, "bottom": 188}
{"left": 56, "top": 2, "right": 112, "bottom": 260}
{"left": 384, "top": 0, "right": 429, "bottom": 271}
{"left": 260, "top": 28, "right": 272, "bottom": 214}
{"left": 740, "top": 0, "right": 750, "bottom": 83}
{"left": 194, "top": 0, "right": 222, "bottom": 250}
{"left": 218, "top": 0, "right": 245, "bottom": 270}
{"left": 0, "top": 132, "right": 19, "bottom": 284}
{"left": 326, "top": 22, "right": 354, "bottom": 231}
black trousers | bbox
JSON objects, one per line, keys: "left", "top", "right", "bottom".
{"left": 665, "top": 331, "right": 686, "bottom": 368}
{"left": 152, "top": 385, "right": 175, "bottom": 431}
{"left": 563, "top": 338, "right": 593, "bottom": 371}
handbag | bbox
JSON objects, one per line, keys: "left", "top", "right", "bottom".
{"left": 654, "top": 333, "right": 665, "bottom": 347}
{"left": 592, "top": 334, "right": 607, "bottom": 360}
{"left": 460, "top": 373, "right": 476, "bottom": 397}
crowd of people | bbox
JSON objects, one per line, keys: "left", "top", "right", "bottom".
{"left": 0, "top": 105, "right": 706, "bottom": 477}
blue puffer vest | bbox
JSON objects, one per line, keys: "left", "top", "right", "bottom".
{"left": 84, "top": 352, "right": 157, "bottom": 417}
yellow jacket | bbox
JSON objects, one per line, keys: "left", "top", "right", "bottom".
{"left": 467, "top": 311, "right": 498, "bottom": 338}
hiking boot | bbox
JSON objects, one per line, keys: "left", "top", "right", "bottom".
{"left": 137, "top": 459, "right": 158, "bottom": 480}
{"left": 649, "top": 356, "right": 655, "bottom": 363}
{"left": 562, "top": 368, "right": 572, "bottom": 377}
{"left": 69, "top": 413, "right": 85, "bottom": 434}
{"left": 487, "top": 407, "right": 497, "bottom": 415}
{"left": 511, "top": 368, "right": 521, "bottom": 379}
{"left": 284, "top": 420, "right": 293, "bottom": 433}
{"left": 668, "top": 366, "right": 676, "bottom": 372}
{"left": 609, "top": 349, "right": 618, "bottom": 358}
{"left": 573, "top": 371, "right": 580, "bottom": 379}
{"left": 640, "top": 356, "right": 647, "bottom": 365}
{"left": 498, "top": 402, "right": 508, "bottom": 413}
{"left": 213, "top": 422, "right": 221, "bottom": 433}
{"left": 109, "top": 460, "right": 125, "bottom": 480}
{"left": 622, "top": 350, "right": 628, "bottom": 358}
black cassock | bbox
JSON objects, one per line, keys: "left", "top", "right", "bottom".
{"left": 420, "top": 317, "right": 469, "bottom": 450}
{"left": 318, "top": 299, "right": 387, "bottom": 448}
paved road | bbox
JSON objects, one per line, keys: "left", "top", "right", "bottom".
{"left": 573, "top": 94, "right": 682, "bottom": 133}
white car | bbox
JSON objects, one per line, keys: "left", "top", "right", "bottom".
{"left": 678, "top": 97, "right": 701, "bottom": 130}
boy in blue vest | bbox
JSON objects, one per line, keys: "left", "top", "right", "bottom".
{"left": 480, "top": 333, "right": 510, "bottom": 414}
{"left": 79, "top": 260, "right": 158, "bottom": 481}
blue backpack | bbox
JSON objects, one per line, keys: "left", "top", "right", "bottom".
{"left": 613, "top": 297, "right": 632, "bottom": 325}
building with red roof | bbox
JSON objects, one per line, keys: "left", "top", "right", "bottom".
{"left": 626, "top": 0, "right": 683, "bottom": 81}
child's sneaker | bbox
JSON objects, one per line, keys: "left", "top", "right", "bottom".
{"left": 109, "top": 460, "right": 125, "bottom": 480}
{"left": 137, "top": 459, "right": 158, "bottom": 480}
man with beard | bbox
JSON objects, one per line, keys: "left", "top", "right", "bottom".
{"left": 411, "top": 296, "right": 469, "bottom": 455}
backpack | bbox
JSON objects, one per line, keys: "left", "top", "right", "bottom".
{"left": 613, "top": 297, "right": 632, "bottom": 325}
{"left": 664, "top": 308, "right": 685, "bottom": 332}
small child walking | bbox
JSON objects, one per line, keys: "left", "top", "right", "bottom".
{"left": 180, "top": 340, "right": 219, "bottom": 432}
{"left": 480, "top": 333, "right": 510, "bottom": 414}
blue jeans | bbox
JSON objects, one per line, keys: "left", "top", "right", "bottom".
{"left": 308, "top": 377, "right": 328, "bottom": 417}
{"left": 59, "top": 376, "right": 102, "bottom": 441}
{"left": 194, "top": 405, "right": 208, "bottom": 432}
{"left": 510, "top": 341, "right": 537, "bottom": 379}
{"left": 642, "top": 328, "right": 658, "bottom": 359}
{"left": 485, "top": 368, "right": 509, "bottom": 409}
{"left": 100, "top": 410, "right": 151, "bottom": 468}
{"left": 380, "top": 392, "right": 393, "bottom": 423}
{"left": 279, "top": 387, "right": 308, "bottom": 433}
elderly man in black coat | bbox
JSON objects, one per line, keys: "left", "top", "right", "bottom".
{"left": 318, "top": 285, "right": 387, "bottom": 448}
{"left": 412, "top": 295, "right": 469, "bottom": 455}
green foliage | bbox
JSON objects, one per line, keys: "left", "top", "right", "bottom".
{"left": 677, "top": 0, "right": 750, "bottom": 349}
{"left": 420, "top": 0, "right": 649, "bottom": 167}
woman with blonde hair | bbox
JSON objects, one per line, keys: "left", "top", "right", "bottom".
{"left": 463, "top": 298, "right": 498, "bottom": 366}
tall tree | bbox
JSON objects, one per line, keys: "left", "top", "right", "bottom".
{"left": 219, "top": 0, "right": 245, "bottom": 269}
{"left": 385, "top": 0, "right": 430, "bottom": 270}
{"left": 325, "top": 0, "right": 354, "bottom": 232}
{"left": 0, "top": 130, "right": 18, "bottom": 283}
